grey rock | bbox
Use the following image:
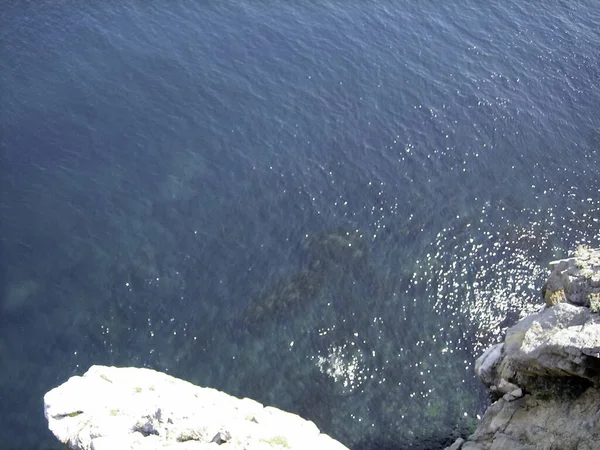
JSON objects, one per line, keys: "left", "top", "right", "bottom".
{"left": 501, "top": 388, "right": 523, "bottom": 402}
{"left": 474, "top": 343, "right": 503, "bottom": 388}
{"left": 543, "top": 247, "right": 600, "bottom": 307}
{"left": 456, "top": 248, "right": 600, "bottom": 450}
{"left": 445, "top": 437, "right": 465, "bottom": 450}
{"left": 211, "top": 431, "right": 232, "bottom": 444}
{"left": 498, "top": 302, "right": 600, "bottom": 386}
{"left": 460, "top": 444, "right": 486, "bottom": 450}
{"left": 463, "top": 389, "right": 600, "bottom": 450}
{"left": 44, "top": 365, "right": 349, "bottom": 450}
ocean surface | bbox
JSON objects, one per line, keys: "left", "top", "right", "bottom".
{"left": 1, "top": 1, "right": 599, "bottom": 448}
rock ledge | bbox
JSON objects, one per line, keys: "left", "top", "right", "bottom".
{"left": 44, "top": 365, "right": 349, "bottom": 450}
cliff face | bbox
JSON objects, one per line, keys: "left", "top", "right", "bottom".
{"left": 448, "top": 247, "right": 600, "bottom": 450}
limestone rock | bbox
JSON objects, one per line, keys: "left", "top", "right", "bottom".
{"left": 447, "top": 247, "right": 600, "bottom": 450}
{"left": 543, "top": 246, "right": 600, "bottom": 307}
{"left": 44, "top": 365, "right": 349, "bottom": 450}
{"left": 474, "top": 343, "right": 503, "bottom": 389}
{"left": 453, "top": 387, "right": 600, "bottom": 450}
{"left": 499, "top": 302, "right": 600, "bottom": 385}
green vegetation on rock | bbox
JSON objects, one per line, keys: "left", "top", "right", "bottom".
{"left": 260, "top": 436, "right": 290, "bottom": 448}
{"left": 589, "top": 292, "right": 600, "bottom": 313}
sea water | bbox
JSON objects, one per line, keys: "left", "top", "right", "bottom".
{"left": 1, "top": 1, "right": 599, "bottom": 448}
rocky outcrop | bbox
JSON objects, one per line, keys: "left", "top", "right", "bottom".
{"left": 447, "top": 247, "right": 600, "bottom": 450}
{"left": 44, "top": 365, "right": 349, "bottom": 450}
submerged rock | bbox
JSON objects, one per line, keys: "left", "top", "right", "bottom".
{"left": 237, "top": 227, "right": 376, "bottom": 333}
{"left": 300, "top": 228, "right": 371, "bottom": 276}
{"left": 44, "top": 365, "right": 349, "bottom": 450}
{"left": 241, "top": 270, "right": 325, "bottom": 332}
{"left": 447, "top": 247, "right": 600, "bottom": 450}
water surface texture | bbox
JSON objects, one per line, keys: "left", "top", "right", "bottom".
{"left": 1, "top": 1, "right": 600, "bottom": 449}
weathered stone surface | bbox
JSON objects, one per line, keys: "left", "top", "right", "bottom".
{"left": 499, "top": 302, "right": 600, "bottom": 386}
{"left": 474, "top": 343, "right": 503, "bottom": 389}
{"left": 44, "top": 365, "right": 349, "bottom": 450}
{"left": 543, "top": 247, "right": 600, "bottom": 307}
{"left": 446, "top": 437, "right": 465, "bottom": 450}
{"left": 446, "top": 247, "right": 600, "bottom": 450}
{"left": 455, "top": 387, "right": 600, "bottom": 450}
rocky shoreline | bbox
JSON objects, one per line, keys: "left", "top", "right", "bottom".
{"left": 45, "top": 248, "right": 600, "bottom": 449}
{"left": 447, "top": 246, "right": 600, "bottom": 450}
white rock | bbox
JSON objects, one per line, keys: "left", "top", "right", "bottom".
{"left": 44, "top": 365, "right": 349, "bottom": 450}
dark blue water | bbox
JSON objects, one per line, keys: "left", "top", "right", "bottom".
{"left": 1, "top": 1, "right": 599, "bottom": 448}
